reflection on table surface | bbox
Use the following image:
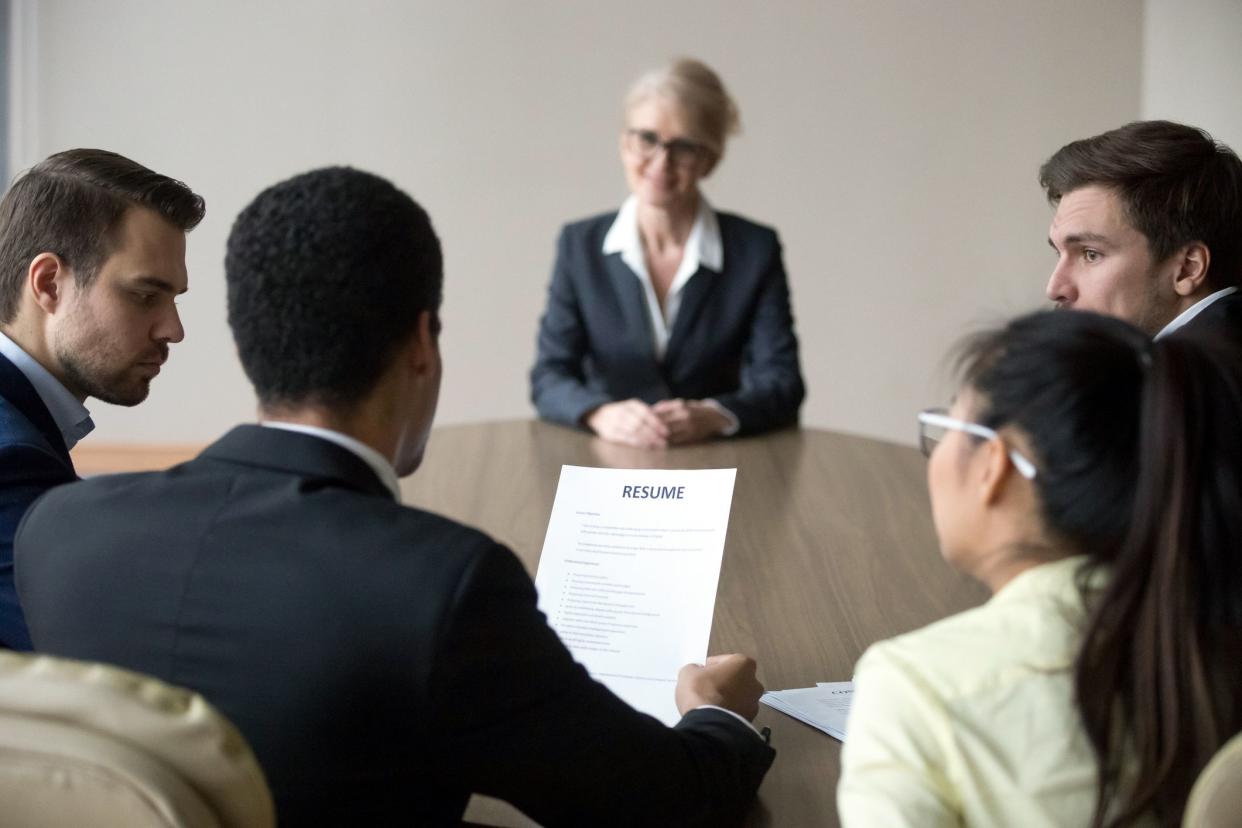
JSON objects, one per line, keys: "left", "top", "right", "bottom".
{"left": 400, "top": 420, "right": 986, "bottom": 828}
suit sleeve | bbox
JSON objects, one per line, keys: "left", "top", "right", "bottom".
{"left": 1, "top": 442, "right": 74, "bottom": 650}
{"left": 530, "top": 227, "right": 614, "bottom": 428}
{"left": 836, "top": 645, "right": 960, "bottom": 827}
{"left": 427, "top": 543, "right": 775, "bottom": 827}
{"left": 712, "top": 232, "right": 805, "bottom": 435}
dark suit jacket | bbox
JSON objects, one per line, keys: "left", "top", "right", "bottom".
{"left": 531, "top": 210, "right": 805, "bottom": 435}
{"left": 1178, "top": 290, "right": 1242, "bottom": 338}
{"left": 16, "top": 425, "right": 774, "bottom": 826}
{"left": 0, "top": 352, "right": 75, "bottom": 650}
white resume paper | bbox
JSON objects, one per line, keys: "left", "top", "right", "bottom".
{"left": 535, "top": 465, "right": 738, "bottom": 726}
{"left": 760, "top": 681, "right": 855, "bottom": 741}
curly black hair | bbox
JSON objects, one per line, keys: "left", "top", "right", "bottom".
{"left": 225, "top": 167, "right": 442, "bottom": 408}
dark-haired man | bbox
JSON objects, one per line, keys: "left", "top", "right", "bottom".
{"left": 1040, "top": 120, "right": 1242, "bottom": 338}
{"left": 16, "top": 167, "right": 774, "bottom": 826}
{"left": 0, "top": 149, "right": 204, "bottom": 649}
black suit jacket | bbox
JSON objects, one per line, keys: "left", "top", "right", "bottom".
{"left": 531, "top": 210, "right": 805, "bottom": 434}
{"left": 1177, "top": 290, "right": 1242, "bottom": 338}
{"left": 16, "top": 425, "right": 774, "bottom": 826}
{"left": 0, "top": 352, "right": 75, "bottom": 650}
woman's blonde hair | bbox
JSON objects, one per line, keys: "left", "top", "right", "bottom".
{"left": 624, "top": 57, "right": 740, "bottom": 163}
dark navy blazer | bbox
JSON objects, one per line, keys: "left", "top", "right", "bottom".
{"left": 1179, "top": 290, "right": 1242, "bottom": 338}
{"left": 0, "top": 352, "right": 75, "bottom": 650}
{"left": 17, "top": 425, "right": 774, "bottom": 826}
{"left": 530, "top": 210, "right": 805, "bottom": 435}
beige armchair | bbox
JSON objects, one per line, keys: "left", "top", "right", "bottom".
{"left": 1184, "top": 731, "right": 1242, "bottom": 828}
{"left": 0, "top": 651, "right": 274, "bottom": 828}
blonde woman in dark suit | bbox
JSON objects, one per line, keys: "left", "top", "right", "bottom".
{"left": 531, "top": 58, "right": 804, "bottom": 448}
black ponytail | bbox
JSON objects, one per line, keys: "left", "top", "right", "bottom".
{"left": 1076, "top": 328, "right": 1242, "bottom": 826}
{"left": 956, "top": 311, "right": 1242, "bottom": 825}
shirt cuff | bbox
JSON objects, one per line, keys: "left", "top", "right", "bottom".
{"left": 702, "top": 399, "right": 740, "bottom": 436}
{"left": 694, "top": 704, "right": 763, "bottom": 738}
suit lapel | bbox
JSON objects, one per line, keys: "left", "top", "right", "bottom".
{"left": 1190, "top": 291, "right": 1242, "bottom": 331}
{"left": 0, "top": 352, "right": 71, "bottom": 464}
{"left": 604, "top": 254, "right": 659, "bottom": 365}
{"left": 202, "top": 425, "right": 394, "bottom": 500}
{"left": 664, "top": 268, "right": 718, "bottom": 368}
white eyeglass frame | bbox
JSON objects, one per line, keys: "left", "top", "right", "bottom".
{"left": 917, "top": 409, "right": 1038, "bottom": 480}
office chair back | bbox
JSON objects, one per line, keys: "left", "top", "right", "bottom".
{"left": 0, "top": 651, "right": 275, "bottom": 828}
{"left": 1183, "top": 731, "right": 1242, "bottom": 827}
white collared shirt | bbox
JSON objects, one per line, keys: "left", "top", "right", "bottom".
{"left": 602, "top": 194, "right": 723, "bottom": 361}
{"left": 0, "top": 330, "right": 94, "bottom": 451}
{"left": 261, "top": 421, "right": 401, "bottom": 501}
{"left": 601, "top": 196, "right": 738, "bottom": 435}
{"left": 1154, "top": 286, "right": 1239, "bottom": 340}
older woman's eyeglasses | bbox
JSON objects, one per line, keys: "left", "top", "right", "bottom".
{"left": 625, "top": 129, "right": 708, "bottom": 169}
{"left": 917, "top": 408, "right": 1038, "bottom": 479}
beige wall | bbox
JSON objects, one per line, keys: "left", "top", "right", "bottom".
{"left": 1142, "top": 0, "right": 1242, "bottom": 150}
{"left": 10, "top": 0, "right": 1143, "bottom": 446}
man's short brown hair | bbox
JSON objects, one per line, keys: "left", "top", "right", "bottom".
{"left": 1040, "top": 121, "right": 1242, "bottom": 290}
{"left": 0, "top": 149, "right": 205, "bottom": 323}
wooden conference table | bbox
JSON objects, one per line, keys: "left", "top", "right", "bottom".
{"left": 401, "top": 419, "right": 987, "bottom": 828}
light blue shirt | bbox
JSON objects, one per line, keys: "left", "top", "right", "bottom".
{"left": 0, "top": 331, "right": 93, "bottom": 451}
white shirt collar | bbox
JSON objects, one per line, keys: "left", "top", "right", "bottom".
{"left": 1154, "top": 286, "right": 1239, "bottom": 340}
{"left": 602, "top": 194, "right": 722, "bottom": 272}
{"left": 0, "top": 330, "right": 94, "bottom": 451}
{"left": 601, "top": 195, "right": 722, "bottom": 359}
{"left": 260, "top": 421, "right": 401, "bottom": 501}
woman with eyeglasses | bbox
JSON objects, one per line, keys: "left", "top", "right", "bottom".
{"left": 530, "top": 58, "right": 804, "bottom": 448}
{"left": 838, "top": 310, "right": 1242, "bottom": 827}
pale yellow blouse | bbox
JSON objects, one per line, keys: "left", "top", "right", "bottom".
{"left": 837, "top": 555, "right": 1146, "bottom": 827}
